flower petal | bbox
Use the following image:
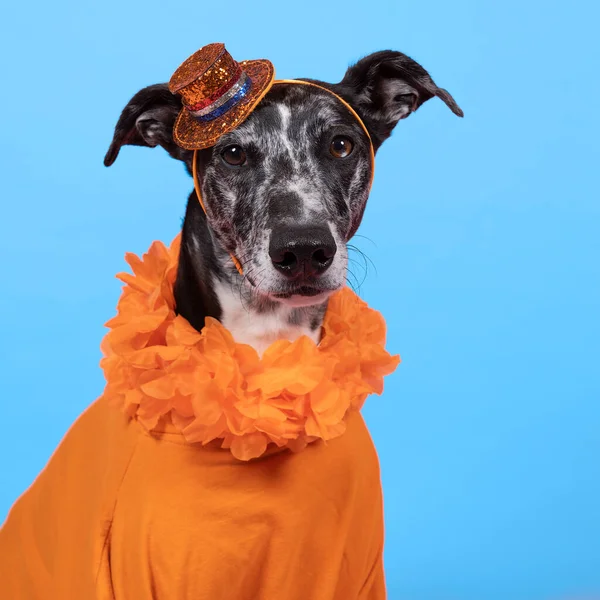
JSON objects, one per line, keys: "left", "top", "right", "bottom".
{"left": 230, "top": 433, "right": 269, "bottom": 461}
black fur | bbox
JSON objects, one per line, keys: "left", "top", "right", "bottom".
{"left": 174, "top": 192, "right": 223, "bottom": 331}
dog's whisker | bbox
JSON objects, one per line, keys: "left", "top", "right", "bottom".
{"left": 346, "top": 264, "right": 366, "bottom": 291}
{"left": 345, "top": 267, "right": 362, "bottom": 294}
{"left": 347, "top": 257, "right": 368, "bottom": 286}
{"left": 347, "top": 254, "right": 367, "bottom": 279}
{"left": 348, "top": 244, "right": 377, "bottom": 279}
{"left": 351, "top": 234, "right": 378, "bottom": 249}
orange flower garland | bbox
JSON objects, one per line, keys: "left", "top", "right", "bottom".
{"left": 100, "top": 235, "right": 400, "bottom": 461}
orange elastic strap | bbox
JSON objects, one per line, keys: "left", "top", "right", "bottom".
{"left": 192, "top": 79, "right": 375, "bottom": 276}
{"left": 192, "top": 156, "right": 244, "bottom": 275}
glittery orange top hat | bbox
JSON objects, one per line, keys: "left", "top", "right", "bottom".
{"left": 169, "top": 43, "right": 275, "bottom": 150}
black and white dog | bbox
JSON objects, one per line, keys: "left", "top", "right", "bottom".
{"left": 104, "top": 50, "right": 462, "bottom": 353}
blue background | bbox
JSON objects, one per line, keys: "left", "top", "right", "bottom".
{"left": 1, "top": 0, "right": 598, "bottom": 598}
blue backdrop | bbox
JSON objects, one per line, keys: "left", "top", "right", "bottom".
{"left": 1, "top": 1, "right": 598, "bottom": 598}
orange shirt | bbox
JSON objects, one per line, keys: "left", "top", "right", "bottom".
{"left": 0, "top": 396, "right": 386, "bottom": 599}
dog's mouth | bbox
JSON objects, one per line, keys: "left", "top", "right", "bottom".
{"left": 273, "top": 286, "right": 326, "bottom": 299}
{"left": 253, "top": 283, "right": 338, "bottom": 308}
{"left": 273, "top": 288, "right": 335, "bottom": 308}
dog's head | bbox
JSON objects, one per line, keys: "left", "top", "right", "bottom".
{"left": 105, "top": 50, "right": 462, "bottom": 308}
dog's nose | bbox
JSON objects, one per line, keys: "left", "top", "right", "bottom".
{"left": 269, "top": 226, "right": 337, "bottom": 278}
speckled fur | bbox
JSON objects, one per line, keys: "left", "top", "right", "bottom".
{"left": 104, "top": 50, "right": 463, "bottom": 353}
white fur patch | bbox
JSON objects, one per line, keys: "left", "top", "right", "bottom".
{"left": 212, "top": 278, "right": 322, "bottom": 356}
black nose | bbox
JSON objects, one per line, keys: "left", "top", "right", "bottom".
{"left": 269, "top": 226, "right": 337, "bottom": 278}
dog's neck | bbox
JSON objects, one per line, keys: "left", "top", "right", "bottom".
{"left": 211, "top": 278, "right": 324, "bottom": 355}
{"left": 174, "top": 194, "right": 327, "bottom": 355}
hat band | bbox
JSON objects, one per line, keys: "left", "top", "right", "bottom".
{"left": 189, "top": 73, "right": 252, "bottom": 123}
{"left": 185, "top": 64, "right": 243, "bottom": 112}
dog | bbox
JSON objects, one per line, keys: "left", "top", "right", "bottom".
{"left": 0, "top": 49, "right": 462, "bottom": 599}
{"left": 104, "top": 49, "right": 462, "bottom": 354}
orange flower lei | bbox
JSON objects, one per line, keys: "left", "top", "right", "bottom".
{"left": 100, "top": 235, "right": 400, "bottom": 461}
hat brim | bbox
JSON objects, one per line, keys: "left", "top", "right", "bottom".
{"left": 173, "top": 59, "right": 275, "bottom": 151}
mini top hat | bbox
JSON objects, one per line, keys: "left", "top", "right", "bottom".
{"left": 169, "top": 43, "right": 275, "bottom": 150}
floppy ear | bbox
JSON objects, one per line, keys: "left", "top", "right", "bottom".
{"left": 104, "top": 84, "right": 191, "bottom": 167}
{"left": 333, "top": 50, "right": 464, "bottom": 148}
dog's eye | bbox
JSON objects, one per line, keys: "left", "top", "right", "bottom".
{"left": 221, "top": 145, "right": 247, "bottom": 166}
{"left": 330, "top": 136, "right": 353, "bottom": 158}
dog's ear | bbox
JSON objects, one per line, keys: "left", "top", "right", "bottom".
{"left": 104, "top": 84, "right": 191, "bottom": 167}
{"left": 334, "top": 50, "right": 463, "bottom": 148}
